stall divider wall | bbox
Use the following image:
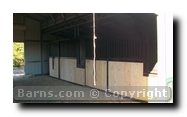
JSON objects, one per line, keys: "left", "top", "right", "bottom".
{"left": 108, "top": 61, "right": 148, "bottom": 101}
{"left": 60, "top": 57, "right": 85, "bottom": 85}
{"left": 86, "top": 60, "right": 107, "bottom": 90}
{"left": 49, "top": 57, "right": 59, "bottom": 78}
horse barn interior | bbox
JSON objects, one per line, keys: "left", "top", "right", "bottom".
{"left": 13, "top": 13, "right": 172, "bottom": 103}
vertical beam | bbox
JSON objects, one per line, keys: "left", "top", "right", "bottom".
{"left": 74, "top": 26, "right": 77, "bottom": 38}
{"left": 74, "top": 26, "right": 79, "bottom": 37}
{"left": 106, "top": 35, "right": 109, "bottom": 91}
{"left": 77, "top": 25, "right": 79, "bottom": 37}
{"left": 23, "top": 15, "right": 26, "bottom": 74}
{"left": 40, "top": 23, "right": 43, "bottom": 74}
{"left": 58, "top": 41, "right": 60, "bottom": 79}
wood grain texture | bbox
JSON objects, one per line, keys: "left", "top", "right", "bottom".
{"left": 60, "top": 58, "right": 85, "bottom": 85}
{"left": 49, "top": 57, "right": 59, "bottom": 78}
{"left": 86, "top": 60, "right": 107, "bottom": 90}
{"left": 108, "top": 61, "right": 148, "bottom": 101}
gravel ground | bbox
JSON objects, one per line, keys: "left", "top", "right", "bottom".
{"left": 13, "top": 66, "right": 25, "bottom": 77}
{"left": 13, "top": 67, "right": 143, "bottom": 103}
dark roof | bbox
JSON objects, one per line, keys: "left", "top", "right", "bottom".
{"left": 14, "top": 13, "right": 157, "bottom": 39}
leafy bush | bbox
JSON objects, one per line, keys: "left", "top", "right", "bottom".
{"left": 13, "top": 43, "right": 24, "bottom": 67}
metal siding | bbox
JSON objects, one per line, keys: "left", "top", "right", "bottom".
{"left": 25, "top": 18, "right": 40, "bottom": 40}
{"left": 24, "top": 17, "right": 41, "bottom": 75}
{"left": 25, "top": 62, "right": 41, "bottom": 74}
{"left": 42, "top": 33, "right": 57, "bottom": 40}
{"left": 13, "top": 30, "right": 24, "bottom": 42}
{"left": 43, "top": 61, "right": 49, "bottom": 74}
{"left": 42, "top": 42, "right": 49, "bottom": 74}
{"left": 25, "top": 42, "right": 41, "bottom": 61}
{"left": 49, "top": 43, "right": 59, "bottom": 57}
{"left": 13, "top": 14, "right": 24, "bottom": 25}
{"left": 60, "top": 41, "right": 77, "bottom": 57}
{"left": 42, "top": 42, "right": 49, "bottom": 60}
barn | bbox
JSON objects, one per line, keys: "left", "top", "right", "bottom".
{"left": 13, "top": 13, "right": 173, "bottom": 103}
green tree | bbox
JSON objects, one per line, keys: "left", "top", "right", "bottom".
{"left": 13, "top": 43, "right": 24, "bottom": 67}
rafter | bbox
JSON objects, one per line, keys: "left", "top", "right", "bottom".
{"left": 49, "top": 13, "right": 55, "bottom": 23}
{"left": 61, "top": 13, "right": 65, "bottom": 18}
{"left": 42, "top": 13, "right": 118, "bottom": 34}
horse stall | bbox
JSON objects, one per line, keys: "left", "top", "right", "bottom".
{"left": 47, "top": 13, "right": 157, "bottom": 101}
{"left": 13, "top": 13, "right": 159, "bottom": 102}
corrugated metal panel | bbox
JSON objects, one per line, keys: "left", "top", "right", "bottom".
{"left": 60, "top": 40, "right": 77, "bottom": 57}
{"left": 107, "top": 34, "right": 144, "bottom": 61}
{"left": 25, "top": 42, "right": 41, "bottom": 61}
{"left": 43, "top": 61, "right": 49, "bottom": 74}
{"left": 13, "top": 14, "right": 24, "bottom": 25}
{"left": 42, "top": 42, "right": 49, "bottom": 60}
{"left": 49, "top": 43, "right": 59, "bottom": 57}
{"left": 25, "top": 62, "right": 41, "bottom": 74}
{"left": 13, "top": 30, "right": 24, "bottom": 42}
{"left": 25, "top": 17, "right": 40, "bottom": 40}
{"left": 42, "top": 42, "right": 49, "bottom": 74}
{"left": 23, "top": 17, "right": 42, "bottom": 75}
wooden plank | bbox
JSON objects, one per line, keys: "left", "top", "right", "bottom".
{"left": 60, "top": 58, "right": 85, "bottom": 85}
{"left": 75, "top": 68, "right": 85, "bottom": 85}
{"left": 60, "top": 58, "right": 75, "bottom": 82}
{"left": 86, "top": 60, "right": 107, "bottom": 90}
{"left": 49, "top": 57, "right": 59, "bottom": 78}
{"left": 96, "top": 60, "right": 107, "bottom": 90}
{"left": 85, "top": 60, "right": 93, "bottom": 87}
{"left": 108, "top": 61, "right": 148, "bottom": 101}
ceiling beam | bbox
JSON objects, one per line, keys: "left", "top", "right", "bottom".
{"left": 19, "top": 13, "right": 41, "bottom": 22}
{"left": 126, "top": 14, "right": 153, "bottom": 27}
{"left": 42, "top": 13, "right": 119, "bottom": 34}
{"left": 49, "top": 13, "right": 56, "bottom": 23}
{"left": 61, "top": 13, "right": 65, "bottom": 18}
{"left": 33, "top": 13, "right": 46, "bottom": 19}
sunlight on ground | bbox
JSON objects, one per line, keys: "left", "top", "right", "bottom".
{"left": 13, "top": 67, "right": 25, "bottom": 77}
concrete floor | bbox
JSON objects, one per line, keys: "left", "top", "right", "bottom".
{"left": 13, "top": 68, "right": 143, "bottom": 103}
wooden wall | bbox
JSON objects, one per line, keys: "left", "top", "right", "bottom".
{"left": 60, "top": 58, "right": 85, "bottom": 85}
{"left": 86, "top": 60, "right": 107, "bottom": 90}
{"left": 48, "top": 58, "right": 149, "bottom": 101}
{"left": 49, "top": 57, "right": 59, "bottom": 78}
{"left": 108, "top": 61, "right": 148, "bottom": 100}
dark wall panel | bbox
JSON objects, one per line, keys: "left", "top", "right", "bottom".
{"left": 25, "top": 42, "right": 42, "bottom": 75}
{"left": 86, "top": 34, "right": 144, "bottom": 62}
{"left": 60, "top": 40, "right": 77, "bottom": 57}
{"left": 49, "top": 43, "right": 59, "bottom": 57}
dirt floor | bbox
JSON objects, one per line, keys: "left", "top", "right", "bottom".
{"left": 13, "top": 67, "right": 142, "bottom": 103}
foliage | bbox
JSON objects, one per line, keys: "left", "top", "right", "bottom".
{"left": 13, "top": 43, "right": 24, "bottom": 67}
